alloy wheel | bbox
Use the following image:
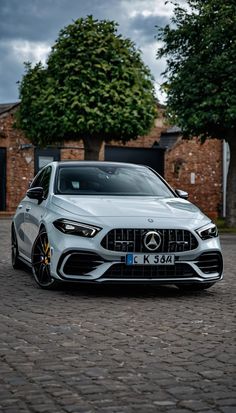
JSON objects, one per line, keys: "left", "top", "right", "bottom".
{"left": 32, "top": 229, "right": 56, "bottom": 288}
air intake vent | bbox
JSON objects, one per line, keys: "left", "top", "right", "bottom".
{"left": 63, "top": 252, "right": 105, "bottom": 276}
{"left": 102, "top": 263, "right": 195, "bottom": 279}
{"left": 196, "top": 252, "right": 223, "bottom": 275}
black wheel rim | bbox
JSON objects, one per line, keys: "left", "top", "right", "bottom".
{"left": 32, "top": 231, "right": 54, "bottom": 287}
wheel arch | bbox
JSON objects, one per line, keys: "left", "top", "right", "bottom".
{"left": 39, "top": 223, "right": 46, "bottom": 233}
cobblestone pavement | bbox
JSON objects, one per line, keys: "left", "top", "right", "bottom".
{"left": 0, "top": 219, "right": 235, "bottom": 413}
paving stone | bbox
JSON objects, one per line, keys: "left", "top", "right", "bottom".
{"left": 153, "top": 400, "right": 176, "bottom": 406}
{"left": 178, "top": 399, "right": 214, "bottom": 411}
{"left": 219, "top": 408, "right": 236, "bottom": 413}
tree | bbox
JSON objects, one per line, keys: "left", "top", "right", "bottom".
{"left": 157, "top": 0, "right": 236, "bottom": 226}
{"left": 17, "top": 16, "right": 157, "bottom": 160}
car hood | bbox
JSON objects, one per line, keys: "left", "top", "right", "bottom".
{"left": 51, "top": 195, "right": 207, "bottom": 222}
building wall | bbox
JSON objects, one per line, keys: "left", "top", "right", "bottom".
{"left": 165, "top": 138, "right": 223, "bottom": 219}
{"left": 0, "top": 109, "right": 34, "bottom": 213}
{"left": 60, "top": 142, "right": 84, "bottom": 161}
{"left": 0, "top": 107, "right": 222, "bottom": 219}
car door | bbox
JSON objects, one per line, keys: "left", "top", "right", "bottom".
{"left": 14, "top": 170, "right": 44, "bottom": 257}
{"left": 23, "top": 166, "right": 52, "bottom": 259}
{"left": 14, "top": 195, "right": 28, "bottom": 256}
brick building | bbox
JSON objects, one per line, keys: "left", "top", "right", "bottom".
{"left": 0, "top": 102, "right": 223, "bottom": 218}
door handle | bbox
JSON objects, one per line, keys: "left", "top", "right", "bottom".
{"left": 26, "top": 207, "right": 31, "bottom": 212}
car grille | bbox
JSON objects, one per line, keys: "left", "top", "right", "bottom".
{"left": 101, "top": 229, "right": 198, "bottom": 253}
{"left": 102, "top": 263, "right": 196, "bottom": 279}
{"left": 196, "top": 252, "right": 223, "bottom": 275}
{"left": 63, "top": 252, "right": 105, "bottom": 276}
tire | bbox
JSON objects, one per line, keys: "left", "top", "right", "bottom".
{"left": 11, "top": 225, "right": 25, "bottom": 270}
{"left": 31, "top": 228, "right": 58, "bottom": 289}
{"left": 177, "top": 282, "right": 215, "bottom": 291}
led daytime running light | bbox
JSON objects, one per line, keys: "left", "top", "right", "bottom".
{"left": 53, "top": 219, "right": 101, "bottom": 237}
{"left": 196, "top": 223, "right": 218, "bottom": 240}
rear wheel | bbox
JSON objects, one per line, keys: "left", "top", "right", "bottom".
{"left": 11, "top": 225, "right": 25, "bottom": 269}
{"left": 177, "top": 283, "right": 215, "bottom": 291}
{"left": 31, "top": 229, "right": 58, "bottom": 289}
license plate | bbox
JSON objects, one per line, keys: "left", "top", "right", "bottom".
{"left": 126, "top": 254, "right": 175, "bottom": 266}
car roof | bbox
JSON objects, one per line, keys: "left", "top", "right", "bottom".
{"left": 52, "top": 161, "right": 146, "bottom": 168}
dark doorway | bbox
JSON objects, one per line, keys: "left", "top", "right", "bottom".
{"left": 35, "top": 148, "right": 60, "bottom": 174}
{"left": 105, "top": 146, "right": 165, "bottom": 176}
{"left": 0, "top": 148, "right": 6, "bottom": 211}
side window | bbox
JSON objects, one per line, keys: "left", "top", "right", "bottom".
{"left": 30, "top": 166, "right": 52, "bottom": 199}
{"left": 30, "top": 169, "right": 45, "bottom": 189}
{"left": 40, "top": 167, "right": 52, "bottom": 198}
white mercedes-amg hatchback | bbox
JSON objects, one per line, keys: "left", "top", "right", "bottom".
{"left": 12, "top": 161, "right": 223, "bottom": 290}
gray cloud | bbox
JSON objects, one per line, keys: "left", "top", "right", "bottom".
{"left": 0, "top": 43, "right": 22, "bottom": 102}
{"left": 0, "top": 0, "right": 121, "bottom": 42}
{"left": 0, "top": 0, "right": 173, "bottom": 103}
{"left": 129, "top": 14, "right": 169, "bottom": 45}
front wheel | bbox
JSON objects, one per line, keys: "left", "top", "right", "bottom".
{"left": 177, "top": 282, "right": 215, "bottom": 292}
{"left": 31, "top": 229, "right": 58, "bottom": 289}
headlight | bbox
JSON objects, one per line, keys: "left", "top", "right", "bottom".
{"left": 53, "top": 219, "right": 102, "bottom": 237}
{"left": 196, "top": 223, "right": 218, "bottom": 240}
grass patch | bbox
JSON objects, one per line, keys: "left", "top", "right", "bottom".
{"left": 215, "top": 218, "right": 236, "bottom": 234}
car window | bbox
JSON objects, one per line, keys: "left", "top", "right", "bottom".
{"left": 30, "top": 169, "right": 45, "bottom": 189}
{"left": 56, "top": 165, "right": 174, "bottom": 198}
{"left": 30, "top": 166, "right": 52, "bottom": 199}
{"left": 40, "top": 167, "right": 52, "bottom": 198}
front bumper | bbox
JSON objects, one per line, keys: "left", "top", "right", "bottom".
{"left": 48, "top": 222, "right": 223, "bottom": 285}
{"left": 52, "top": 249, "right": 223, "bottom": 285}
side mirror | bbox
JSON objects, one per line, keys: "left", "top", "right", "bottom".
{"left": 175, "top": 189, "right": 189, "bottom": 200}
{"left": 26, "top": 187, "right": 44, "bottom": 201}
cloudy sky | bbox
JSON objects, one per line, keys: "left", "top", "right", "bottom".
{"left": 0, "top": 0, "right": 177, "bottom": 104}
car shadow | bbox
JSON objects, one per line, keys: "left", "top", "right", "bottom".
{"left": 56, "top": 281, "right": 216, "bottom": 299}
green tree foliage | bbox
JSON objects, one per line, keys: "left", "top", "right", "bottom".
{"left": 157, "top": 0, "right": 236, "bottom": 226}
{"left": 17, "top": 16, "right": 157, "bottom": 160}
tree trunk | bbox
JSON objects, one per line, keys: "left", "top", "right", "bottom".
{"left": 83, "top": 137, "right": 103, "bottom": 160}
{"left": 226, "top": 134, "right": 236, "bottom": 227}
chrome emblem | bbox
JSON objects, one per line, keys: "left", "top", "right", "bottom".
{"left": 148, "top": 218, "right": 154, "bottom": 223}
{"left": 143, "top": 231, "right": 161, "bottom": 251}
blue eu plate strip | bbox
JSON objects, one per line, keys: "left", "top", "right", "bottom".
{"left": 126, "top": 254, "right": 133, "bottom": 265}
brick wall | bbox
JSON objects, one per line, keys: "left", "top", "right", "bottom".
{"left": 165, "top": 138, "right": 223, "bottom": 219}
{"left": 60, "top": 141, "right": 84, "bottom": 161}
{"left": 0, "top": 109, "right": 34, "bottom": 213}
{"left": 0, "top": 106, "right": 223, "bottom": 219}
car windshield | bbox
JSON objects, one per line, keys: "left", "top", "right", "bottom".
{"left": 56, "top": 165, "right": 174, "bottom": 197}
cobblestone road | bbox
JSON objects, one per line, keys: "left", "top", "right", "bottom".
{"left": 0, "top": 219, "right": 235, "bottom": 413}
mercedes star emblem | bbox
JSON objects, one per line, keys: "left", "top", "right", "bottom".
{"left": 143, "top": 231, "right": 161, "bottom": 251}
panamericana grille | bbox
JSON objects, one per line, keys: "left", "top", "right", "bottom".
{"left": 101, "top": 229, "right": 198, "bottom": 253}
{"left": 102, "top": 263, "right": 195, "bottom": 279}
{"left": 196, "top": 252, "right": 223, "bottom": 275}
{"left": 63, "top": 252, "right": 105, "bottom": 276}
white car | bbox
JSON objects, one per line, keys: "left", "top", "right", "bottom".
{"left": 12, "top": 161, "right": 223, "bottom": 290}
